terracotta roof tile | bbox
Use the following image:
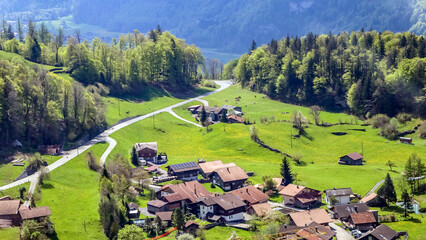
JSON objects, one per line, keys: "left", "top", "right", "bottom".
{"left": 161, "top": 180, "right": 211, "bottom": 203}
{"left": 212, "top": 166, "right": 248, "bottom": 183}
{"left": 350, "top": 211, "right": 377, "bottom": 225}
{"left": 228, "top": 185, "right": 269, "bottom": 205}
{"left": 279, "top": 184, "right": 306, "bottom": 197}
{"left": 289, "top": 209, "right": 333, "bottom": 227}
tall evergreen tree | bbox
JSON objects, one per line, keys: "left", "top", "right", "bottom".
{"left": 280, "top": 157, "right": 294, "bottom": 186}
{"left": 401, "top": 190, "right": 411, "bottom": 218}
{"left": 131, "top": 146, "right": 139, "bottom": 166}
{"left": 200, "top": 106, "right": 207, "bottom": 126}
{"left": 249, "top": 40, "right": 257, "bottom": 54}
{"left": 17, "top": 18, "right": 23, "bottom": 42}
{"left": 172, "top": 208, "right": 185, "bottom": 231}
{"left": 377, "top": 173, "right": 397, "bottom": 204}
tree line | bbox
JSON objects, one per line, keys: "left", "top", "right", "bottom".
{"left": 228, "top": 30, "right": 426, "bottom": 118}
{"left": 0, "top": 21, "right": 205, "bottom": 95}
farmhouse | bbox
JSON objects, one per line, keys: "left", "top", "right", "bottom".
{"left": 19, "top": 206, "right": 52, "bottom": 222}
{"left": 247, "top": 203, "right": 273, "bottom": 217}
{"left": 289, "top": 209, "right": 333, "bottom": 227}
{"left": 155, "top": 211, "right": 173, "bottom": 227}
{"left": 331, "top": 203, "right": 370, "bottom": 221}
{"left": 198, "top": 194, "right": 246, "bottom": 222}
{"left": 210, "top": 166, "right": 249, "bottom": 191}
{"left": 228, "top": 185, "right": 269, "bottom": 205}
{"left": 147, "top": 200, "right": 168, "bottom": 213}
{"left": 167, "top": 162, "right": 201, "bottom": 181}
{"left": 198, "top": 160, "right": 236, "bottom": 178}
{"left": 187, "top": 105, "right": 201, "bottom": 114}
{"left": 360, "top": 193, "right": 387, "bottom": 207}
{"left": 184, "top": 220, "right": 199, "bottom": 235}
{"left": 133, "top": 142, "right": 158, "bottom": 163}
{"left": 279, "top": 184, "right": 322, "bottom": 209}
{"left": 0, "top": 197, "right": 52, "bottom": 228}
{"left": 349, "top": 211, "right": 378, "bottom": 231}
{"left": 324, "top": 187, "right": 353, "bottom": 205}
{"left": 195, "top": 106, "right": 227, "bottom": 122}
{"left": 338, "top": 152, "right": 363, "bottom": 165}
{"left": 359, "top": 224, "right": 400, "bottom": 240}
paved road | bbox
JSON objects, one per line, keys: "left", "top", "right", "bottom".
{"left": 329, "top": 223, "right": 355, "bottom": 240}
{"left": 365, "top": 178, "right": 387, "bottom": 197}
{"left": 0, "top": 81, "right": 232, "bottom": 192}
{"left": 168, "top": 109, "right": 203, "bottom": 128}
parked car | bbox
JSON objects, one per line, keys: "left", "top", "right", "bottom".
{"left": 352, "top": 229, "right": 362, "bottom": 238}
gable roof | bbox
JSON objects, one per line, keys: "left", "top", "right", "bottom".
{"left": 324, "top": 188, "right": 353, "bottom": 197}
{"left": 0, "top": 200, "right": 21, "bottom": 216}
{"left": 332, "top": 203, "right": 369, "bottom": 219}
{"left": 198, "top": 160, "right": 236, "bottom": 176}
{"left": 147, "top": 200, "right": 167, "bottom": 208}
{"left": 128, "top": 202, "right": 139, "bottom": 210}
{"left": 344, "top": 152, "right": 363, "bottom": 161}
{"left": 279, "top": 184, "right": 306, "bottom": 197}
{"left": 187, "top": 105, "right": 201, "bottom": 110}
{"left": 134, "top": 142, "right": 157, "bottom": 152}
{"left": 211, "top": 194, "right": 246, "bottom": 211}
{"left": 196, "top": 106, "right": 225, "bottom": 115}
{"left": 19, "top": 206, "right": 52, "bottom": 220}
{"left": 168, "top": 162, "right": 200, "bottom": 173}
{"left": 289, "top": 209, "right": 333, "bottom": 227}
{"left": 228, "top": 185, "right": 269, "bottom": 205}
{"left": 161, "top": 180, "right": 211, "bottom": 203}
{"left": 360, "top": 224, "right": 399, "bottom": 240}
{"left": 350, "top": 211, "right": 377, "bottom": 225}
{"left": 212, "top": 166, "right": 248, "bottom": 183}
{"left": 163, "top": 193, "right": 185, "bottom": 203}
{"left": 184, "top": 220, "right": 199, "bottom": 228}
{"left": 248, "top": 203, "right": 273, "bottom": 217}
{"left": 227, "top": 115, "right": 243, "bottom": 123}
{"left": 360, "top": 193, "right": 378, "bottom": 203}
{"left": 156, "top": 211, "right": 173, "bottom": 221}
{"left": 296, "top": 222, "right": 336, "bottom": 240}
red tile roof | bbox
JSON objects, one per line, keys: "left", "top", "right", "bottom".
{"left": 350, "top": 211, "right": 377, "bottom": 225}
{"left": 227, "top": 115, "right": 243, "bottom": 123}
{"left": 289, "top": 209, "right": 333, "bottom": 227}
{"left": 213, "top": 166, "right": 248, "bottom": 183}
{"left": 228, "top": 185, "right": 269, "bottom": 205}
{"left": 360, "top": 193, "right": 377, "bottom": 203}
{"left": 184, "top": 220, "right": 199, "bottom": 228}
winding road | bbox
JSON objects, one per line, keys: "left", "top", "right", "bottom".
{"left": 0, "top": 81, "right": 232, "bottom": 195}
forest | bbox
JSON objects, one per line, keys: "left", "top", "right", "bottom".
{"left": 0, "top": 21, "right": 204, "bottom": 148}
{"left": 227, "top": 31, "right": 426, "bottom": 118}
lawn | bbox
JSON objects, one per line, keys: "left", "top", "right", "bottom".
{"left": 0, "top": 182, "right": 31, "bottom": 199}
{"left": 38, "top": 142, "right": 109, "bottom": 240}
{"left": 172, "top": 100, "right": 204, "bottom": 124}
{"left": 0, "top": 227, "right": 20, "bottom": 240}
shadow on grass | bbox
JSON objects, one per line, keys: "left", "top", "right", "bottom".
{"left": 295, "top": 161, "right": 308, "bottom": 166}
{"left": 301, "top": 131, "right": 314, "bottom": 141}
{"left": 41, "top": 183, "right": 54, "bottom": 189}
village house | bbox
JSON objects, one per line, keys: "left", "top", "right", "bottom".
{"left": 338, "top": 152, "right": 364, "bottom": 165}
{"left": 183, "top": 220, "right": 199, "bottom": 235}
{"left": 195, "top": 106, "right": 227, "bottom": 122}
{"left": 349, "top": 211, "right": 378, "bottom": 231}
{"left": 128, "top": 202, "right": 139, "bottom": 219}
{"left": 0, "top": 196, "right": 52, "bottom": 228}
{"left": 279, "top": 184, "right": 322, "bottom": 209}
{"left": 247, "top": 203, "right": 273, "bottom": 217}
{"left": 198, "top": 194, "right": 246, "bottom": 222}
{"left": 198, "top": 160, "right": 236, "bottom": 179}
{"left": 295, "top": 222, "right": 336, "bottom": 240}
{"left": 167, "top": 162, "right": 201, "bottom": 181}
{"left": 289, "top": 209, "right": 333, "bottom": 227}
{"left": 331, "top": 203, "right": 370, "bottom": 221}
{"left": 227, "top": 115, "right": 244, "bottom": 124}
{"left": 227, "top": 185, "right": 269, "bottom": 206}
{"left": 210, "top": 166, "right": 249, "bottom": 191}
{"left": 147, "top": 200, "right": 168, "bottom": 213}
{"left": 360, "top": 193, "right": 387, "bottom": 207}
{"left": 155, "top": 211, "right": 173, "bottom": 227}
{"left": 187, "top": 105, "right": 201, "bottom": 114}
{"left": 324, "top": 187, "right": 353, "bottom": 205}
{"left": 37, "top": 145, "right": 62, "bottom": 155}
{"left": 133, "top": 142, "right": 159, "bottom": 164}
{"left": 359, "top": 224, "right": 401, "bottom": 240}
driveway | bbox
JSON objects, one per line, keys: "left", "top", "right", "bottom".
{"left": 329, "top": 222, "right": 355, "bottom": 240}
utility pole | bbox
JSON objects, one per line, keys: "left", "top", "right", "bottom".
{"left": 291, "top": 128, "right": 293, "bottom": 149}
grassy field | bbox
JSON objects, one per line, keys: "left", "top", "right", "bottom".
{"left": 172, "top": 100, "right": 204, "bottom": 124}
{"left": 0, "top": 50, "right": 56, "bottom": 70}
{"left": 0, "top": 182, "right": 31, "bottom": 199}
{"left": 38, "top": 142, "right": 109, "bottom": 240}
{"left": 0, "top": 227, "right": 20, "bottom": 240}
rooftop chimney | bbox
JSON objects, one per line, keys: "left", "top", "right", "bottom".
{"left": 246, "top": 188, "right": 250, "bottom": 195}
{"left": 354, "top": 206, "right": 358, "bottom": 213}
{"left": 227, "top": 167, "right": 231, "bottom": 174}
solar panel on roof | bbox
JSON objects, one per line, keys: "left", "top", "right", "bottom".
{"left": 171, "top": 161, "right": 198, "bottom": 170}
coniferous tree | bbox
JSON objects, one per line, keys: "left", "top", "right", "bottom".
{"left": 200, "top": 106, "right": 207, "bottom": 126}
{"left": 172, "top": 208, "right": 185, "bottom": 231}
{"left": 280, "top": 157, "right": 294, "bottom": 186}
{"left": 249, "top": 40, "right": 257, "bottom": 54}
{"left": 17, "top": 18, "right": 23, "bottom": 42}
{"left": 131, "top": 146, "right": 139, "bottom": 166}
{"left": 377, "top": 173, "right": 397, "bottom": 204}
{"left": 220, "top": 112, "right": 227, "bottom": 123}
{"left": 401, "top": 190, "right": 411, "bottom": 218}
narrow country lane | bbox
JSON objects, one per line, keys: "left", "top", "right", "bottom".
{"left": 0, "top": 81, "right": 232, "bottom": 193}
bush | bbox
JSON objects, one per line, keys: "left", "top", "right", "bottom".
{"left": 370, "top": 114, "right": 390, "bottom": 128}
{"left": 201, "top": 80, "right": 217, "bottom": 88}
{"left": 396, "top": 113, "right": 413, "bottom": 124}
{"left": 380, "top": 123, "right": 398, "bottom": 139}
{"left": 419, "top": 122, "right": 426, "bottom": 139}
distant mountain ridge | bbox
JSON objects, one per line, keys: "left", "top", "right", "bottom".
{"left": 1, "top": 0, "right": 425, "bottom": 53}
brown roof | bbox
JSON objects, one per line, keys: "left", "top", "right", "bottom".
{"left": 324, "top": 188, "right": 353, "bottom": 197}
{"left": 248, "top": 203, "right": 273, "bottom": 217}
{"left": 361, "top": 224, "right": 399, "bottom": 240}
{"left": 345, "top": 152, "right": 363, "bottom": 161}
{"left": 279, "top": 184, "right": 306, "bottom": 197}
{"left": 168, "top": 162, "right": 200, "bottom": 173}
{"left": 134, "top": 142, "right": 157, "bottom": 152}
{"left": 360, "top": 193, "right": 377, "bottom": 203}
{"left": 210, "top": 194, "right": 246, "bottom": 211}
{"left": 212, "top": 166, "right": 248, "bottom": 183}
{"left": 0, "top": 200, "right": 21, "bottom": 216}
{"left": 156, "top": 211, "right": 173, "bottom": 221}
{"left": 332, "top": 203, "right": 369, "bottom": 219}
{"left": 184, "top": 220, "right": 199, "bottom": 228}
{"left": 145, "top": 165, "right": 159, "bottom": 172}
{"left": 147, "top": 200, "right": 168, "bottom": 208}
{"left": 350, "top": 211, "right": 377, "bottom": 225}
{"left": 19, "top": 206, "right": 52, "bottom": 220}
{"left": 296, "top": 222, "right": 336, "bottom": 240}
{"left": 197, "top": 106, "right": 225, "bottom": 115}
{"left": 187, "top": 105, "right": 201, "bottom": 110}
{"left": 164, "top": 193, "right": 184, "bottom": 203}
{"left": 228, "top": 185, "right": 269, "bottom": 205}
{"left": 161, "top": 180, "right": 211, "bottom": 203}
{"left": 0, "top": 195, "right": 12, "bottom": 201}
{"left": 198, "top": 160, "right": 236, "bottom": 176}
{"left": 289, "top": 209, "right": 333, "bottom": 227}
{"left": 227, "top": 115, "right": 243, "bottom": 123}
{"left": 128, "top": 202, "right": 139, "bottom": 210}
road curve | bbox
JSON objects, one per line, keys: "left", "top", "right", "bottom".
{"left": 0, "top": 81, "right": 232, "bottom": 192}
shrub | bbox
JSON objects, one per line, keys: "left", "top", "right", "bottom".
{"left": 380, "top": 123, "right": 398, "bottom": 139}
{"left": 260, "top": 116, "right": 268, "bottom": 124}
{"left": 370, "top": 114, "right": 390, "bottom": 128}
{"left": 201, "top": 80, "right": 217, "bottom": 88}
{"left": 396, "top": 113, "right": 413, "bottom": 124}
{"left": 419, "top": 122, "right": 426, "bottom": 139}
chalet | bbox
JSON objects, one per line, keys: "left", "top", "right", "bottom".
{"left": 279, "top": 184, "right": 322, "bottom": 209}
{"left": 289, "top": 209, "right": 333, "bottom": 227}
{"left": 331, "top": 203, "right": 370, "bottom": 221}
{"left": 134, "top": 142, "right": 158, "bottom": 163}
{"left": 37, "top": 145, "right": 62, "bottom": 155}
{"left": 360, "top": 193, "right": 387, "bottom": 207}
{"left": 227, "top": 185, "right": 269, "bottom": 206}
{"left": 247, "top": 203, "right": 273, "bottom": 217}
{"left": 227, "top": 115, "right": 243, "bottom": 124}
{"left": 128, "top": 202, "right": 139, "bottom": 218}
{"left": 296, "top": 222, "right": 336, "bottom": 240}
{"left": 338, "top": 152, "right": 363, "bottom": 165}
{"left": 0, "top": 199, "right": 21, "bottom": 228}
{"left": 155, "top": 211, "right": 173, "bottom": 227}
{"left": 147, "top": 200, "right": 168, "bottom": 213}
{"left": 211, "top": 166, "right": 249, "bottom": 191}
{"left": 187, "top": 105, "right": 201, "bottom": 114}
{"left": 324, "top": 187, "right": 353, "bottom": 205}
{"left": 19, "top": 206, "right": 52, "bottom": 222}
{"left": 399, "top": 137, "right": 412, "bottom": 144}
{"left": 184, "top": 220, "right": 199, "bottom": 235}
{"left": 349, "top": 211, "right": 378, "bottom": 231}
{"left": 359, "top": 224, "right": 400, "bottom": 240}
{"left": 198, "top": 194, "right": 246, "bottom": 222}
{"left": 195, "top": 106, "right": 227, "bottom": 122}
{"left": 167, "top": 162, "right": 200, "bottom": 181}
{"left": 198, "top": 160, "right": 236, "bottom": 179}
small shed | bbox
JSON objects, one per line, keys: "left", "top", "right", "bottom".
{"left": 128, "top": 202, "right": 139, "bottom": 219}
{"left": 184, "top": 220, "right": 199, "bottom": 235}
{"left": 338, "top": 152, "right": 363, "bottom": 165}
{"left": 147, "top": 200, "right": 168, "bottom": 213}
{"left": 399, "top": 137, "right": 412, "bottom": 144}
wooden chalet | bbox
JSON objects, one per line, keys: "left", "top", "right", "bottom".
{"left": 279, "top": 184, "right": 322, "bottom": 209}
{"left": 210, "top": 166, "right": 248, "bottom": 191}
{"left": 359, "top": 224, "right": 401, "bottom": 240}
{"left": 167, "top": 162, "right": 200, "bottom": 181}
{"left": 0, "top": 197, "right": 52, "bottom": 228}
{"left": 331, "top": 203, "right": 370, "bottom": 221}
{"left": 198, "top": 160, "right": 236, "bottom": 179}
{"left": 133, "top": 142, "right": 158, "bottom": 163}
{"left": 187, "top": 105, "right": 201, "bottom": 114}
{"left": 198, "top": 194, "right": 246, "bottom": 222}
{"left": 247, "top": 202, "right": 273, "bottom": 217}
{"left": 184, "top": 220, "right": 199, "bottom": 235}
{"left": 360, "top": 193, "right": 387, "bottom": 207}
{"left": 349, "top": 211, "right": 378, "bottom": 231}
{"left": 338, "top": 152, "right": 363, "bottom": 165}
{"left": 289, "top": 209, "right": 333, "bottom": 227}
{"left": 227, "top": 185, "right": 269, "bottom": 206}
